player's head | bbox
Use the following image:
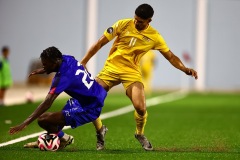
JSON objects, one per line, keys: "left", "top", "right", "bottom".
{"left": 1, "top": 46, "right": 10, "bottom": 58}
{"left": 134, "top": 4, "right": 154, "bottom": 31}
{"left": 40, "top": 46, "right": 63, "bottom": 74}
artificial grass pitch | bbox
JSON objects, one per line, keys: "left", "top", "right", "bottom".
{"left": 0, "top": 91, "right": 239, "bottom": 160}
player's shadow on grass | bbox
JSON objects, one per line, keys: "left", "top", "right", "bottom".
{"left": 57, "top": 146, "right": 240, "bottom": 154}
{"left": 59, "top": 148, "right": 146, "bottom": 154}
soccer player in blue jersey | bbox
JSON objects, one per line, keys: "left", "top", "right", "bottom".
{"left": 9, "top": 46, "right": 108, "bottom": 150}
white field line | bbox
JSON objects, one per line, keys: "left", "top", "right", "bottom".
{"left": 0, "top": 90, "right": 188, "bottom": 147}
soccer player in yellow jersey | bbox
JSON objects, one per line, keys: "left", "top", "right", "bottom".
{"left": 140, "top": 50, "right": 156, "bottom": 95}
{"left": 81, "top": 3, "right": 198, "bottom": 151}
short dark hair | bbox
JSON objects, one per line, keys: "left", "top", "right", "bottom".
{"left": 2, "top": 46, "right": 9, "bottom": 53}
{"left": 40, "top": 46, "right": 62, "bottom": 62}
{"left": 135, "top": 4, "right": 154, "bottom": 19}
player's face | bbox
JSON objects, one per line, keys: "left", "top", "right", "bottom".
{"left": 41, "top": 58, "right": 58, "bottom": 74}
{"left": 2, "top": 50, "right": 9, "bottom": 58}
{"left": 134, "top": 15, "right": 151, "bottom": 31}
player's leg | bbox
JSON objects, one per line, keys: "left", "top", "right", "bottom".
{"left": 94, "top": 78, "right": 109, "bottom": 150}
{"left": 93, "top": 117, "right": 108, "bottom": 150}
{"left": 92, "top": 77, "right": 109, "bottom": 150}
{"left": 37, "top": 111, "right": 74, "bottom": 149}
{"left": 0, "top": 88, "right": 6, "bottom": 106}
{"left": 92, "top": 71, "right": 120, "bottom": 150}
{"left": 126, "top": 82, "right": 153, "bottom": 151}
{"left": 24, "top": 111, "right": 73, "bottom": 149}
{"left": 95, "top": 77, "right": 110, "bottom": 91}
{"left": 37, "top": 111, "right": 65, "bottom": 133}
{"left": 24, "top": 100, "right": 75, "bottom": 149}
{"left": 93, "top": 76, "right": 110, "bottom": 142}
{"left": 126, "top": 82, "right": 147, "bottom": 133}
{"left": 60, "top": 98, "right": 106, "bottom": 150}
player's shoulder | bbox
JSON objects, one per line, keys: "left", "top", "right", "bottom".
{"left": 117, "top": 18, "right": 132, "bottom": 23}
{"left": 115, "top": 18, "right": 133, "bottom": 27}
{"left": 146, "top": 25, "right": 165, "bottom": 40}
{"left": 62, "top": 55, "right": 78, "bottom": 64}
{"left": 147, "top": 25, "right": 160, "bottom": 34}
{"left": 58, "top": 55, "right": 78, "bottom": 73}
{"left": 62, "top": 54, "right": 75, "bottom": 60}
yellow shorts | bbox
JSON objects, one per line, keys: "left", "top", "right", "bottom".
{"left": 97, "top": 67, "right": 143, "bottom": 90}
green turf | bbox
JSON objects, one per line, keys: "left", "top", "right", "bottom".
{"left": 0, "top": 91, "right": 240, "bottom": 160}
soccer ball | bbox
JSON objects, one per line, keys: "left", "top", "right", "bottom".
{"left": 38, "top": 133, "right": 60, "bottom": 151}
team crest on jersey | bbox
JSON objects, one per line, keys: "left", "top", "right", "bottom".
{"left": 107, "top": 27, "right": 113, "bottom": 34}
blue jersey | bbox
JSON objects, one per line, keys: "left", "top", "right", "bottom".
{"left": 49, "top": 55, "right": 107, "bottom": 109}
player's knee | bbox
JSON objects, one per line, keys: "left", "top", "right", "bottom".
{"left": 38, "top": 112, "right": 51, "bottom": 126}
{"left": 136, "top": 108, "right": 146, "bottom": 116}
{"left": 134, "top": 102, "right": 146, "bottom": 116}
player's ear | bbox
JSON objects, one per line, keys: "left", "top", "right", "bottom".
{"left": 148, "top": 18, "right": 152, "bottom": 23}
{"left": 55, "top": 58, "right": 62, "bottom": 65}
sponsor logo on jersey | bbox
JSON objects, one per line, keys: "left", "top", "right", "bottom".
{"left": 142, "top": 36, "right": 150, "bottom": 42}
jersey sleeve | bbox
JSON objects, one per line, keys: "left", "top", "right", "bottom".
{"left": 153, "top": 33, "right": 170, "bottom": 53}
{"left": 103, "top": 19, "right": 125, "bottom": 41}
{"left": 49, "top": 75, "right": 70, "bottom": 95}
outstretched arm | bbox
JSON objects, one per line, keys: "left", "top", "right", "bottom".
{"left": 80, "top": 35, "right": 109, "bottom": 68}
{"left": 159, "top": 50, "right": 198, "bottom": 79}
{"left": 28, "top": 68, "right": 46, "bottom": 77}
{"left": 9, "top": 93, "right": 58, "bottom": 135}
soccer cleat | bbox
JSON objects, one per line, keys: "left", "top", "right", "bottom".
{"left": 96, "top": 125, "right": 108, "bottom": 150}
{"left": 135, "top": 134, "right": 153, "bottom": 151}
{"left": 58, "top": 135, "right": 74, "bottom": 150}
{"left": 23, "top": 141, "right": 38, "bottom": 148}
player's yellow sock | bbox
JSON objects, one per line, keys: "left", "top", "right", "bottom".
{"left": 134, "top": 110, "right": 148, "bottom": 135}
{"left": 92, "top": 117, "right": 103, "bottom": 132}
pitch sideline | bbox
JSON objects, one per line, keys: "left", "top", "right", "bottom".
{"left": 0, "top": 90, "right": 188, "bottom": 147}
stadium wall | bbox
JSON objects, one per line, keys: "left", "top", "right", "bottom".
{"left": 0, "top": 0, "right": 239, "bottom": 91}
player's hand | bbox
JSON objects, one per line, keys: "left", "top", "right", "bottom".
{"left": 28, "top": 68, "right": 46, "bottom": 77}
{"left": 185, "top": 68, "right": 198, "bottom": 80}
{"left": 9, "top": 123, "right": 27, "bottom": 135}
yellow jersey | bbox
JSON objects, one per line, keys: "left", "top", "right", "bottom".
{"left": 103, "top": 18, "right": 169, "bottom": 73}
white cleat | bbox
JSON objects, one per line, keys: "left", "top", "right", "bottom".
{"left": 96, "top": 125, "right": 108, "bottom": 150}
{"left": 135, "top": 134, "right": 153, "bottom": 151}
{"left": 23, "top": 141, "right": 38, "bottom": 148}
{"left": 59, "top": 135, "right": 74, "bottom": 150}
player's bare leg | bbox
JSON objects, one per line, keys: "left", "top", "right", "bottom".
{"left": 0, "top": 89, "right": 6, "bottom": 106}
{"left": 38, "top": 112, "right": 74, "bottom": 149}
{"left": 24, "top": 112, "right": 74, "bottom": 149}
{"left": 126, "top": 82, "right": 153, "bottom": 151}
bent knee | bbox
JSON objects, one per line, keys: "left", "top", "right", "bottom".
{"left": 134, "top": 102, "right": 146, "bottom": 116}
{"left": 135, "top": 108, "right": 146, "bottom": 116}
{"left": 38, "top": 112, "right": 52, "bottom": 124}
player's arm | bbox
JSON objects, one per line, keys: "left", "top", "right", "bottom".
{"left": 28, "top": 67, "right": 46, "bottom": 77}
{"left": 159, "top": 50, "right": 198, "bottom": 79}
{"left": 9, "top": 93, "right": 59, "bottom": 135}
{"left": 80, "top": 35, "right": 109, "bottom": 68}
